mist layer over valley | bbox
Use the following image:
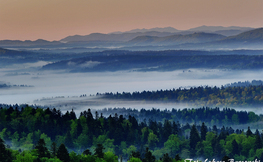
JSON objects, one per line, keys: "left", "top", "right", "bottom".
{"left": 1, "top": 66, "right": 263, "bottom": 115}
{"left": 1, "top": 46, "right": 263, "bottom": 116}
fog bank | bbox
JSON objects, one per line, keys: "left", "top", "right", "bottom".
{"left": 1, "top": 68, "right": 263, "bottom": 114}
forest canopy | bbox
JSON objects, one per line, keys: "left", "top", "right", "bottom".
{"left": 100, "top": 85, "right": 263, "bottom": 107}
{"left": 0, "top": 106, "right": 263, "bottom": 161}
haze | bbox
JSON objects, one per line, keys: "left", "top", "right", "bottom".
{"left": 1, "top": 64, "right": 263, "bottom": 115}
{"left": 0, "top": 0, "right": 262, "bottom": 41}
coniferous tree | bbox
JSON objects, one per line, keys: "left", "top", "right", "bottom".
{"left": 143, "top": 147, "right": 155, "bottom": 162}
{"left": 255, "top": 133, "right": 262, "bottom": 150}
{"left": 95, "top": 143, "right": 105, "bottom": 158}
{"left": 163, "top": 120, "right": 172, "bottom": 142}
{"left": 189, "top": 124, "right": 200, "bottom": 155}
{"left": 174, "top": 154, "right": 181, "bottom": 161}
{"left": 50, "top": 142, "right": 57, "bottom": 158}
{"left": 172, "top": 121, "right": 179, "bottom": 135}
{"left": 212, "top": 125, "right": 218, "bottom": 134}
{"left": 255, "top": 129, "right": 260, "bottom": 136}
{"left": 64, "top": 131, "right": 74, "bottom": 148}
{"left": 0, "top": 137, "right": 6, "bottom": 159}
{"left": 246, "top": 127, "right": 253, "bottom": 137}
{"left": 83, "top": 149, "right": 92, "bottom": 155}
{"left": 161, "top": 153, "right": 172, "bottom": 162}
{"left": 130, "top": 151, "right": 141, "bottom": 160}
{"left": 231, "top": 139, "right": 239, "bottom": 156}
{"left": 0, "top": 137, "right": 12, "bottom": 162}
{"left": 201, "top": 122, "right": 208, "bottom": 141}
{"left": 69, "top": 109, "right": 76, "bottom": 120}
{"left": 35, "top": 138, "right": 50, "bottom": 158}
{"left": 57, "top": 144, "right": 70, "bottom": 162}
{"left": 142, "top": 127, "right": 150, "bottom": 145}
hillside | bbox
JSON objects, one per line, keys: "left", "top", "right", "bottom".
{"left": 41, "top": 50, "right": 263, "bottom": 72}
{"left": 60, "top": 31, "right": 176, "bottom": 42}
{"left": 187, "top": 25, "right": 253, "bottom": 32}
{"left": 0, "top": 39, "right": 61, "bottom": 46}
{"left": 221, "top": 28, "right": 263, "bottom": 42}
{"left": 128, "top": 32, "right": 226, "bottom": 45}
{"left": 61, "top": 26, "right": 252, "bottom": 43}
{"left": 0, "top": 27, "right": 261, "bottom": 52}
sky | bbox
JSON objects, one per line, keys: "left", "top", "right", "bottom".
{"left": 0, "top": 0, "right": 262, "bottom": 41}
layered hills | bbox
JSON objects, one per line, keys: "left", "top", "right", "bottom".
{"left": 0, "top": 26, "right": 261, "bottom": 52}
{"left": 128, "top": 32, "right": 226, "bottom": 45}
{"left": 61, "top": 26, "right": 253, "bottom": 43}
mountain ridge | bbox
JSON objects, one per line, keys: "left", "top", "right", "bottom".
{"left": 187, "top": 25, "right": 253, "bottom": 32}
{"left": 60, "top": 26, "right": 254, "bottom": 43}
{"left": 128, "top": 32, "right": 226, "bottom": 45}
{"left": 221, "top": 28, "right": 263, "bottom": 42}
{"left": 0, "top": 26, "right": 261, "bottom": 52}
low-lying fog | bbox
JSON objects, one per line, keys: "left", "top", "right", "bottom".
{"left": 1, "top": 65, "right": 263, "bottom": 115}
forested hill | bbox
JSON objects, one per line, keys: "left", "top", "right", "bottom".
{"left": 42, "top": 50, "right": 263, "bottom": 72}
{"left": 224, "top": 80, "right": 263, "bottom": 87}
{"left": 0, "top": 106, "right": 263, "bottom": 161}
{"left": 100, "top": 85, "right": 263, "bottom": 107}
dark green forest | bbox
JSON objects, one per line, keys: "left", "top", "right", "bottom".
{"left": 101, "top": 85, "right": 263, "bottom": 107}
{"left": 41, "top": 50, "right": 263, "bottom": 72}
{"left": 1, "top": 48, "right": 263, "bottom": 72}
{"left": 0, "top": 106, "right": 263, "bottom": 161}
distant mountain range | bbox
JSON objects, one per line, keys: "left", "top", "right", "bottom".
{"left": 128, "top": 28, "right": 263, "bottom": 46}
{"left": 221, "top": 28, "right": 263, "bottom": 42}
{"left": 0, "top": 26, "right": 262, "bottom": 52}
{"left": 110, "top": 27, "right": 180, "bottom": 34}
{"left": 60, "top": 31, "right": 176, "bottom": 42}
{"left": 111, "top": 25, "right": 252, "bottom": 34}
{"left": 128, "top": 32, "right": 226, "bottom": 45}
{"left": 187, "top": 25, "right": 253, "bottom": 32}
{"left": 0, "top": 39, "right": 61, "bottom": 47}
{"left": 61, "top": 26, "right": 253, "bottom": 42}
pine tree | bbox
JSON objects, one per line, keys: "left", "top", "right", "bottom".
{"left": 83, "top": 149, "right": 92, "bottom": 155}
{"left": 50, "top": 142, "right": 57, "bottom": 158}
{"left": 231, "top": 139, "right": 239, "bottom": 155}
{"left": 57, "top": 144, "right": 70, "bottom": 162}
{"left": 0, "top": 137, "right": 12, "bottom": 162}
{"left": 143, "top": 147, "right": 155, "bottom": 162}
{"left": 35, "top": 138, "right": 50, "bottom": 158}
{"left": 201, "top": 122, "right": 208, "bottom": 141}
{"left": 0, "top": 137, "right": 6, "bottom": 159}
{"left": 246, "top": 127, "right": 253, "bottom": 137}
{"left": 161, "top": 153, "right": 172, "bottom": 162}
{"left": 95, "top": 143, "right": 105, "bottom": 158}
{"left": 189, "top": 124, "right": 201, "bottom": 152}
{"left": 64, "top": 131, "right": 74, "bottom": 148}
{"left": 163, "top": 120, "right": 172, "bottom": 142}
{"left": 255, "top": 133, "right": 263, "bottom": 150}
{"left": 130, "top": 151, "right": 141, "bottom": 160}
{"left": 174, "top": 154, "right": 181, "bottom": 161}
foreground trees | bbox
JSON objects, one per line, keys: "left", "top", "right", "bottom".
{"left": 0, "top": 137, "right": 12, "bottom": 162}
{"left": 0, "top": 106, "right": 262, "bottom": 161}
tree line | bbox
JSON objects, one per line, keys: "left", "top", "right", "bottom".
{"left": 0, "top": 106, "right": 263, "bottom": 161}
{"left": 95, "top": 107, "right": 261, "bottom": 126}
{"left": 100, "top": 85, "right": 263, "bottom": 107}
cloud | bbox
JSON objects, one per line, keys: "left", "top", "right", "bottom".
{"left": 67, "top": 60, "right": 101, "bottom": 68}
{"left": 22, "top": 61, "right": 52, "bottom": 68}
{"left": 67, "top": 61, "right": 76, "bottom": 66}
{"left": 79, "top": 61, "right": 101, "bottom": 68}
